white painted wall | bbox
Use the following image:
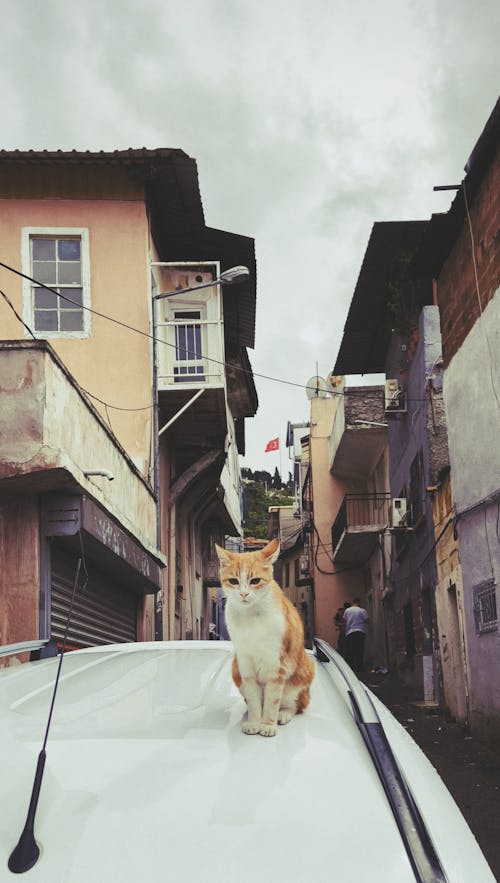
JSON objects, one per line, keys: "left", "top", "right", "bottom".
{"left": 443, "top": 289, "right": 500, "bottom": 742}
{"left": 444, "top": 290, "right": 500, "bottom": 511}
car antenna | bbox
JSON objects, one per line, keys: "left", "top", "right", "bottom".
{"left": 8, "top": 556, "right": 86, "bottom": 874}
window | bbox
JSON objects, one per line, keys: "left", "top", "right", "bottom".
{"left": 473, "top": 579, "right": 498, "bottom": 634}
{"left": 173, "top": 309, "right": 205, "bottom": 382}
{"left": 22, "top": 228, "right": 90, "bottom": 337}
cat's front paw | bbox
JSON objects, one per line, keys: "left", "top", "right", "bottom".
{"left": 278, "top": 710, "right": 294, "bottom": 725}
{"left": 259, "top": 723, "right": 277, "bottom": 737}
{"left": 242, "top": 721, "right": 261, "bottom": 735}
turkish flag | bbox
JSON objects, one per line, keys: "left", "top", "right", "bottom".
{"left": 265, "top": 437, "right": 279, "bottom": 452}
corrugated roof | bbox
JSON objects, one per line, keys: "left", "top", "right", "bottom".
{"left": 414, "top": 97, "right": 500, "bottom": 279}
{"left": 0, "top": 148, "right": 256, "bottom": 351}
{"left": 333, "top": 221, "right": 430, "bottom": 375}
{"left": 0, "top": 147, "right": 190, "bottom": 165}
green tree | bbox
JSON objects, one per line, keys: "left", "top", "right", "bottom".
{"left": 242, "top": 481, "right": 295, "bottom": 539}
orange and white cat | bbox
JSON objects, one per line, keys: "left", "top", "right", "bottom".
{"left": 215, "top": 537, "right": 315, "bottom": 737}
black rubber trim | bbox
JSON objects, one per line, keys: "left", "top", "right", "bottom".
{"left": 314, "top": 639, "right": 448, "bottom": 883}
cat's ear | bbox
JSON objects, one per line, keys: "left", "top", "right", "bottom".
{"left": 215, "top": 544, "right": 233, "bottom": 566}
{"left": 261, "top": 537, "right": 280, "bottom": 564}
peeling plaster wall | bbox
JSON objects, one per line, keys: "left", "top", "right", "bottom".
{"left": 432, "top": 470, "right": 469, "bottom": 724}
{"left": 0, "top": 496, "right": 39, "bottom": 661}
{"left": 0, "top": 344, "right": 159, "bottom": 559}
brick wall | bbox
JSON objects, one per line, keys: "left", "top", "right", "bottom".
{"left": 437, "top": 142, "right": 500, "bottom": 367}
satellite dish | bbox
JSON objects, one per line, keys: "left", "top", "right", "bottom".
{"left": 305, "top": 375, "right": 328, "bottom": 400}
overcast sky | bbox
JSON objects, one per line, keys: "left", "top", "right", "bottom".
{"left": 2, "top": 0, "right": 499, "bottom": 473}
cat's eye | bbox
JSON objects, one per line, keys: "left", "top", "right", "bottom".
{"left": 250, "top": 577, "right": 261, "bottom": 585}
{"left": 228, "top": 578, "right": 239, "bottom": 585}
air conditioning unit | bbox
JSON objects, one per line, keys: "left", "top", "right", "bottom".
{"left": 384, "top": 379, "right": 406, "bottom": 414}
{"left": 391, "top": 498, "right": 408, "bottom": 528}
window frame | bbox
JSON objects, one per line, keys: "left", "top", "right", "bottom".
{"left": 22, "top": 227, "right": 91, "bottom": 338}
{"left": 172, "top": 306, "right": 206, "bottom": 383}
{"left": 473, "top": 579, "right": 498, "bottom": 635}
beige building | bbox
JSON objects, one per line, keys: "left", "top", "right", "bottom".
{"left": 290, "top": 381, "right": 390, "bottom": 668}
{"left": 0, "top": 149, "right": 257, "bottom": 655}
{"left": 268, "top": 505, "right": 314, "bottom": 646}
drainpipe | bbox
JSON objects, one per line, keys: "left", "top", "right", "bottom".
{"left": 151, "top": 303, "right": 163, "bottom": 640}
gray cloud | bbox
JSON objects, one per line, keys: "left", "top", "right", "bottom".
{"left": 1, "top": 0, "right": 498, "bottom": 469}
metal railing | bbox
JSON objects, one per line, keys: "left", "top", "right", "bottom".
{"left": 331, "top": 493, "right": 391, "bottom": 554}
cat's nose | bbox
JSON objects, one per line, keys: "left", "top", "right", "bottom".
{"left": 239, "top": 589, "right": 250, "bottom": 601}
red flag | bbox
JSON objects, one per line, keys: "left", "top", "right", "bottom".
{"left": 265, "top": 437, "right": 279, "bottom": 452}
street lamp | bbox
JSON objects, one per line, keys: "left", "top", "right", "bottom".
{"left": 153, "top": 264, "right": 250, "bottom": 305}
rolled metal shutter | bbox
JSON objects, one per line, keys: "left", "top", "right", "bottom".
{"left": 50, "top": 547, "right": 137, "bottom": 649}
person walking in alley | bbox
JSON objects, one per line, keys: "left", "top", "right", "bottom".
{"left": 334, "top": 601, "right": 350, "bottom": 657}
{"left": 343, "top": 598, "right": 369, "bottom": 673}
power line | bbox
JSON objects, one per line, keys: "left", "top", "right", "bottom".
{"left": 0, "top": 259, "right": 432, "bottom": 405}
{"left": 0, "top": 288, "right": 37, "bottom": 340}
{"left": 0, "top": 286, "right": 155, "bottom": 416}
{"left": 389, "top": 518, "right": 454, "bottom": 587}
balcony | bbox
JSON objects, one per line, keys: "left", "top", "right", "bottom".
{"left": 331, "top": 493, "right": 391, "bottom": 563}
{"left": 155, "top": 278, "right": 228, "bottom": 445}
{"left": 329, "top": 386, "right": 387, "bottom": 479}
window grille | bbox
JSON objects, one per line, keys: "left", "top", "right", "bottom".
{"left": 473, "top": 579, "right": 498, "bottom": 634}
{"left": 173, "top": 310, "right": 206, "bottom": 382}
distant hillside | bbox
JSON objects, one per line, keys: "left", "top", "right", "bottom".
{"left": 242, "top": 472, "right": 295, "bottom": 539}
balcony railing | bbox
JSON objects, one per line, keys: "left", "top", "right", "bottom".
{"left": 331, "top": 493, "right": 391, "bottom": 562}
{"left": 156, "top": 318, "right": 224, "bottom": 389}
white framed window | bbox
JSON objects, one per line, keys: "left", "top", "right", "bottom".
{"left": 22, "top": 227, "right": 91, "bottom": 337}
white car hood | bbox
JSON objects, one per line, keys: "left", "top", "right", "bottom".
{"left": 0, "top": 642, "right": 494, "bottom": 882}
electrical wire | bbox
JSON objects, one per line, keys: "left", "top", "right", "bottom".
{"left": 0, "top": 288, "right": 37, "bottom": 339}
{"left": 389, "top": 518, "right": 454, "bottom": 587}
{"left": 79, "top": 386, "right": 153, "bottom": 413}
{"left": 0, "top": 283, "right": 155, "bottom": 415}
{"left": 0, "top": 260, "right": 433, "bottom": 405}
{"left": 312, "top": 522, "right": 378, "bottom": 575}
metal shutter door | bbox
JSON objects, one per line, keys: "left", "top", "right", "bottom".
{"left": 50, "top": 547, "right": 137, "bottom": 648}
